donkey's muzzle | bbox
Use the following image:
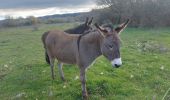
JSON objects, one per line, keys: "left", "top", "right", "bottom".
{"left": 111, "top": 58, "right": 122, "bottom": 68}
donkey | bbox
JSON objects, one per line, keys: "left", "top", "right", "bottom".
{"left": 42, "top": 17, "right": 93, "bottom": 64}
{"left": 42, "top": 19, "right": 129, "bottom": 98}
{"left": 65, "top": 17, "right": 93, "bottom": 34}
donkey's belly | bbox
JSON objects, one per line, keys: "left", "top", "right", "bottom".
{"left": 56, "top": 55, "right": 76, "bottom": 64}
{"left": 54, "top": 48, "right": 77, "bottom": 64}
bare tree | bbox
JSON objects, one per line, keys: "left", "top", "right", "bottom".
{"left": 95, "top": 0, "right": 170, "bottom": 27}
{"left": 27, "top": 16, "right": 39, "bottom": 31}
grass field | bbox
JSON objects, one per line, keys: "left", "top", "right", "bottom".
{"left": 0, "top": 23, "right": 170, "bottom": 100}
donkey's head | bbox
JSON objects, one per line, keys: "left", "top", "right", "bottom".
{"left": 95, "top": 19, "right": 129, "bottom": 68}
{"left": 79, "top": 17, "right": 93, "bottom": 33}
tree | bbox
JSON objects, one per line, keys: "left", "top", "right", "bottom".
{"left": 3, "top": 16, "right": 17, "bottom": 27}
{"left": 95, "top": 0, "right": 170, "bottom": 27}
{"left": 27, "top": 16, "right": 39, "bottom": 31}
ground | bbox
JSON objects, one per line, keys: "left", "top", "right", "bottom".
{"left": 0, "top": 23, "right": 170, "bottom": 100}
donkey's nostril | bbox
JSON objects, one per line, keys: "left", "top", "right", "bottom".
{"left": 115, "top": 64, "right": 121, "bottom": 68}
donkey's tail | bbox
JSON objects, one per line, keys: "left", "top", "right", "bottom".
{"left": 45, "top": 50, "right": 50, "bottom": 64}
{"left": 41, "top": 31, "right": 49, "bottom": 48}
{"left": 41, "top": 31, "right": 50, "bottom": 64}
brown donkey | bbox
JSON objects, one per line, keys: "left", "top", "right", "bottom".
{"left": 42, "top": 19, "right": 129, "bottom": 98}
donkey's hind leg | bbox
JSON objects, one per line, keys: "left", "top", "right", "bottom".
{"left": 58, "top": 62, "right": 65, "bottom": 81}
{"left": 49, "top": 57, "right": 55, "bottom": 80}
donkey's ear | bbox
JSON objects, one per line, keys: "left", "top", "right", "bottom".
{"left": 88, "top": 17, "right": 93, "bottom": 25}
{"left": 95, "top": 23, "right": 108, "bottom": 37}
{"left": 85, "top": 17, "right": 89, "bottom": 25}
{"left": 115, "top": 19, "right": 130, "bottom": 34}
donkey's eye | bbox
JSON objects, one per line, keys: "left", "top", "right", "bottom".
{"left": 108, "top": 45, "right": 113, "bottom": 48}
{"left": 108, "top": 45, "right": 113, "bottom": 50}
{"left": 102, "top": 29, "right": 108, "bottom": 33}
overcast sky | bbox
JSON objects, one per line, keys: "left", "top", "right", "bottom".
{"left": 0, "top": 0, "right": 96, "bottom": 20}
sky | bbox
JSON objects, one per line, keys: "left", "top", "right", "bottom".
{"left": 0, "top": 0, "right": 97, "bottom": 20}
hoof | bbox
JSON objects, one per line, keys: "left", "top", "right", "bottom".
{"left": 82, "top": 92, "right": 88, "bottom": 100}
{"left": 51, "top": 75, "right": 55, "bottom": 80}
{"left": 61, "top": 77, "right": 65, "bottom": 81}
{"left": 83, "top": 95, "right": 88, "bottom": 100}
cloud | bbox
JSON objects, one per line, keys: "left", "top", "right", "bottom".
{"left": 0, "top": 4, "right": 96, "bottom": 19}
{"left": 0, "top": 0, "right": 96, "bottom": 9}
{"left": 0, "top": 0, "right": 97, "bottom": 20}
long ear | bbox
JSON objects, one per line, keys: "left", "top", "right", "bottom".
{"left": 94, "top": 23, "right": 108, "bottom": 37}
{"left": 85, "top": 17, "right": 89, "bottom": 25}
{"left": 115, "top": 19, "right": 130, "bottom": 34}
{"left": 88, "top": 17, "right": 93, "bottom": 25}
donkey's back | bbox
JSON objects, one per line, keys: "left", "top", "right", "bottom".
{"left": 45, "top": 30, "right": 79, "bottom": 64}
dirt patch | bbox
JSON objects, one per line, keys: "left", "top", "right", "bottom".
{"left": 0, "top": 39, "right": 10, "bottom": 43}
{"left": 137, "top": 41, "right": 169, "bottom": 53}
{"left": 0, "top": 74, "right": 7, "bottom": 80}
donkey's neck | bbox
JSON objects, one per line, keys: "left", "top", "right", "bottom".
{"left": 79, "top": 30, "right": 103, "bottom": 67}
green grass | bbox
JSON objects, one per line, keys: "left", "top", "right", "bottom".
{"left": 0, "top": 24, "right": 170, "bottom": 100}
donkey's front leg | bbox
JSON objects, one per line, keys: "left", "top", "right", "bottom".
{"left": 58, "top": 63, "right": 65, "bottom": 81}
{"left": 80, "top": 68, "right": 88, "bottom": 99}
